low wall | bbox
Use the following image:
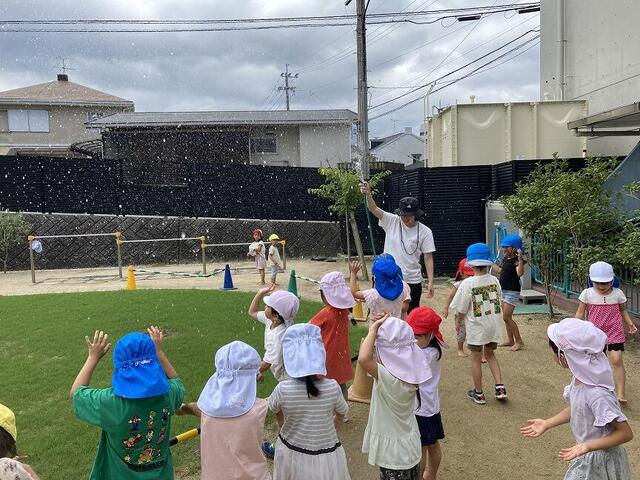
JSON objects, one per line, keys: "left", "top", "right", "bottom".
{"left": 3, "top": 212, "right": 341, "bottom": 271}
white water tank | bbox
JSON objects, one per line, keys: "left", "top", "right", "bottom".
{"left": 427, "top": 100, "right": 588, "bottom": 167}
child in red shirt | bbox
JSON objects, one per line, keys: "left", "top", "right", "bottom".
{"left": 310, "top": 271, "right": 357, "bottom": 402}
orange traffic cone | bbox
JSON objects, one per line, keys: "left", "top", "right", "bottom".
{"left": 126, "top": 265, "right": 137, "bottom": 290}
{"left": 348, "top": 338, "right": 373, "bottom": 404}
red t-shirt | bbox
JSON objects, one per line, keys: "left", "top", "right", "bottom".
{"left": 309, "top": 306, "right": 354, "bottom": 384}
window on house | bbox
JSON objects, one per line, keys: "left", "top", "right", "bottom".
{"left": 250, "top": 137, "right": 277, "bottom": 154}
{"left": 87, "top": 112, "right": 107, "bottom": 123}
{"left": 411, "top": 153, "right": 422, "bottom": 164}
{"left": 7, "top": 110, "right": 50, "bottom": 132}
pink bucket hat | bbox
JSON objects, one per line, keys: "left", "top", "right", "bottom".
{"left": 264, "top": 290, "right": 299, "bottom": 327}
{"left": 319, "top": 271, "right": 356, "bottom": 309}
{"left": 547, "top": 318, "right": 614, "bottom": 391}
{"left": 375, "top": 317, "right": 432, "bottom": 385}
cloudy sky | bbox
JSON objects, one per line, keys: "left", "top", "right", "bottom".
{"left": 0, "top": 0, "right": 540, "bottom": 138}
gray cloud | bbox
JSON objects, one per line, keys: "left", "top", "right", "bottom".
{"left": 0, "top": 0, "right": 540, "bottom": 137}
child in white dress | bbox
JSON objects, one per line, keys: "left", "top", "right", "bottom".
{"left": 248, "top": 228, "right": 267, "bottom": 285}
{"left": 520, "top": 318, "right": 633, "bottom": 479}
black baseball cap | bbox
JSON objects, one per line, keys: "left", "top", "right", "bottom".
{"left": 394, "top": 197, "right": 424, "bottom": 218}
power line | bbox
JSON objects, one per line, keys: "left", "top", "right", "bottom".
{"left": 369, "top": 35, "right": 540, "bottom": 120}
{"left": 0, "top": 3, "right": 540, "bottom": 33}
{"left": 370, "top": 28, "right": 540, "bottom": 111}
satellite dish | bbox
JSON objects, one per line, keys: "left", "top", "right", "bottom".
{"left": 31, "top": 240, "right": 43, "bottom": 254}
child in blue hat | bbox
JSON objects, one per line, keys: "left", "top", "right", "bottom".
{"left": 70, "top": 327, "right": 185, "bottom": 480}
{"left": 450, "top": 243, "right": 508, "bottom": 405}
{"left": 349, "top": 254, "right": 411, "bottom": 321}
{"left": 491, "top": 233, "right": 526, "bottom": 351}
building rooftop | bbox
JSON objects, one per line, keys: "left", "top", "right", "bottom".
{"left": 0, "top": 75, "right": 134, "bottom": 107}
{"left": 86, "top": 109, "right": 358, "bottom": 128}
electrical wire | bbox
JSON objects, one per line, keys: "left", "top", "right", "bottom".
{"left": 369, "top": 36, "right": 540, "bottom": 120}
{"left": 370, "top": 28, "right": 539, "bottom": 111}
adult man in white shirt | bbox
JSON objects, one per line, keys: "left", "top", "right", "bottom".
{"left": 361, "top": 183, "right": 436, "bottom": 311}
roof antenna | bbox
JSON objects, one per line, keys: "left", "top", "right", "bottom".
{"left": 55, "top": 57, "right": 75, "bottom": 81}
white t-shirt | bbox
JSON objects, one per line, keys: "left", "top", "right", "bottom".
{"left": 379, "top": 211, "right": 435, "bottom": 284}
{"left": 256, "top": 311, "right": 288, "bottom": 381}
{"left": 415, "top": 347, "right": 441, "bottom": 418}
{"left": 563, "top": 378, "right": 627, "bottom": 443}
{"left": 578, "top": 287, "right": 627, "bottom": 306}
{"left": 269, "top": 244, "right": 282, "bottom": 267}
{"left": 450, "top": 273, "right": 504, "bottom": 346}
{"left": 362, "top": 281, "right": 411, "bottom": 319}
{"left": 0, "top": 458, "right": 34, "bottom": 480}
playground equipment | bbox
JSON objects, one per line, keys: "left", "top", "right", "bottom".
{"left": 126, "top": 265, "right": 137, "bottom": 290}
{"left": 287, "top": 270, "right": 298, "bottom": 297}
{"left": 201, "top": 239, "right": 287, "bottom": 271}
{"left": 27, "top": 232, "right": 120, "bottom": 284}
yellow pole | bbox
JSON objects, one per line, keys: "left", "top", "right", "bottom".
{"left": 281, "top": 239, "right": 287, "bottom": 270}
{"left": 115, "top": 232, "right": 123, "bottom": 278}
{"left": 200, "top": 236, "right": 207, "bottom": 274}
{"left": 28, "top": 235, "right": 36, "bottom": 284}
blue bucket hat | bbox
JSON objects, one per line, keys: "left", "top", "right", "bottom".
{"left": 466, "top": 243, "right": 494, "bottom": 267}
{"left": 112, "top": 333, "right": 170, "bottom": 399}
{"left": 372, "top": 254, "right": 404, "bottom": 301}
{"left": 500, "top": 233, "right": 523, "bottom": 251}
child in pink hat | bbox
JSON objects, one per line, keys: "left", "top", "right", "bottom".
{"left": 520, "top": 318, "right": 632, "bottom": 479}
{"left": 359, "top": 315, "right": 432, "bottom": 479}
{"left": 310, "top": 271, "right": 356, "bottom": 402}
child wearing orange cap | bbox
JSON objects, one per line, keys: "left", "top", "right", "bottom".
{"left": 441, "top": 258, "right": 474, "bottom": 357}
{"left": 407, "top": 307, "right": 447, "bottom": 480}
{"left": 0, "top": 403, "right": 40, "bottom": 480}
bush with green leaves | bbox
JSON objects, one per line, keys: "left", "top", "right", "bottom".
{"left": 0, "top": 213, "right": 31, "bottom": 273}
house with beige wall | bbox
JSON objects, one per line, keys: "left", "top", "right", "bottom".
{"left": 0, "top": 74, "right": 133, "bottom": 157}
{"left": 86, "top": 110, "right": 356, "bottom": 184}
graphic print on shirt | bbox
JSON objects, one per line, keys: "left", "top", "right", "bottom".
{"left": 123, "top": 433, "right": 142, "bottom": 449}
{"left": 471, "top": 285, "right": 501, "bottom": 317}
{"left": 128, "top": 415, "right": 141, "bottom": 431}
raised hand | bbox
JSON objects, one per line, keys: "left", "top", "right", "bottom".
{"left": 85, "top": 330, "right": 111, "bottom": 361}
{"left": 359, "top": 181, "right": 370, "bottom": 194}
{"left": 147, "top": 325, "right": 164, "bottom": 351}
{"left": 350, "top": 261, "right": 362, "bottom": 274}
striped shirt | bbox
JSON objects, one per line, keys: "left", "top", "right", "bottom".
{"left": 268, "top": 378, "right": 348, "bottom": 451}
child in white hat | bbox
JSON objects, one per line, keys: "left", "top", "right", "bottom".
{"left": 269, "top": 324, "right": 350, "bottom": 480}
{"left": 575, "top": 261, "right": 638, "bottom": 403}
{"left": 0, "top": 403, "right": 40, "bottom": 480}
{"left": 310, "top": 271, "right": 356, "bottom": 401}
{"left": 177, "top": 341, "right": 270, "bottom": 480}
{"left": 520, "top": 318, "right": 633, "bottom": 479}
{"left": 248, "top": 286, "right": 300, "bottom": 382}
{"left": 359, "top": 315, "right": 432, "bottom": 479}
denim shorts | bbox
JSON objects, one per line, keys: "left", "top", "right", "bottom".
{"left": 501, "top": 290, "right": 520, "bottom": 306}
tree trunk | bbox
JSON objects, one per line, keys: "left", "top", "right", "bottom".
{"left": 345, "top": 213, "right": 352, "bottom": 263}
{"left": 542, "top": 256, "right": 555, "bottom": 316}
{"left": 348, "top": 211, "right": 369, "bottom": 281}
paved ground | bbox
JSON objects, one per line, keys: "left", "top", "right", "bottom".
{"left": 2, "top": 260, "right": 638, "bottom": 479}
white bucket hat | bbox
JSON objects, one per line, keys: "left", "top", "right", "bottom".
{"left": 319, "top": 271, "right": 356, "bottom": 309}
{"left": 375, "top": 317, "right": 432, "bottom": 385}
{"left": 264, "top": 290, "right": 300, "bottom": 327}
{"left": 197, "top": 341, "right": 262, "bottom": 418}
{"left": 589, "top": 261, "right": 615, "bottom": 283}
{"left": 282, "top": 324, "right": 327, "bottom": 378}
{"left": 547, "top": 318, "right": 614, "bottom": 391}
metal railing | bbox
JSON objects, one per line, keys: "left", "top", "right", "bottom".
{"left": 531, "top": 238, "right": 640, "bottom": 316}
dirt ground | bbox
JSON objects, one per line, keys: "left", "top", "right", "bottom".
{"left": 2, "top": 259, "right": 639, "bottom": 479}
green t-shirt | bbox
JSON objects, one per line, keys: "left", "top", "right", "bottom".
{"left": 73, "top": 378, "right": 185, "bottom": 480}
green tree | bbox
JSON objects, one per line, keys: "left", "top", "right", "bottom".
{"left": 0, "top": 213, "right": 31, "bottom": 273}
{"left": 501, "top": 157, "right": 621, "bottom": 314}
{"left": 309, "top": 167, "right": 390, "bottom": 280}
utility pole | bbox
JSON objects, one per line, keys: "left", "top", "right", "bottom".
{"left": 279, "top": 64, "right": 298, "bottom": 110}
{"left": 346, "top": 0, "right": 370, "bottom": 180}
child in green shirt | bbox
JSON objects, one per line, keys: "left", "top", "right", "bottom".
{"left": 71, "top": 327, "right": 185, "bottom": 480}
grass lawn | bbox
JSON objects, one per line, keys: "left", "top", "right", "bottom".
{"left": 0, "top": 289, "right": 368, "bottom": 478}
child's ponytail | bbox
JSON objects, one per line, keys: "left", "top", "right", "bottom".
{"left": 428, "top": 335, "right": 442, "bottom": 360}
{"left": 299, "top": 375, "right": 320, "bottom": 399}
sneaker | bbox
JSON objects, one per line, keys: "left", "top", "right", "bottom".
{"left": 467, "top": 389, "right": 486, "bottom": 405}
{"left": 495, "top": 385, "right": 508, "bottom": 400}
{"left": 262, "top": 441, "right": 275, "bottom": 460}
